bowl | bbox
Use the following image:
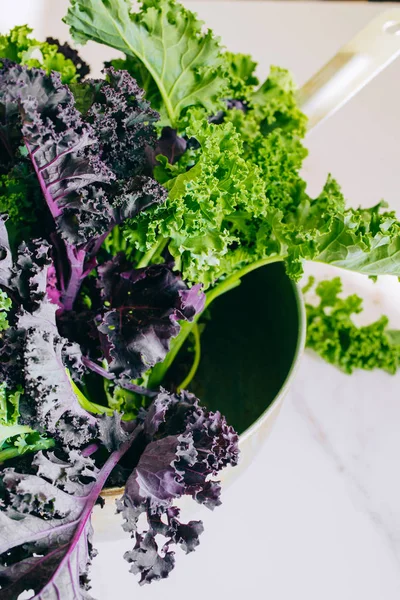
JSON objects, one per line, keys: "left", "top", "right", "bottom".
{"left": 93, "top": 263, "right": 306, "bottom": 542}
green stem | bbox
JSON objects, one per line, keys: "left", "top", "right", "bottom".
{"left": 149, "top": 255, "right": 284, "bottom": 387}
{"left": 136, "top": 238, "right": 169, "bottom": 269}
{"left": 69, "top": 373, "right": 114, "bottom": 417}
{"left": 112, "top": 225, "right": 120, "bottom": 250}
{"left": 177, "top": 323, "right": 201, "bottom": 391}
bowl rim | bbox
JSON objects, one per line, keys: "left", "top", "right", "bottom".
{"left": 101, "top": 278, "right": 306, "bottom": 499}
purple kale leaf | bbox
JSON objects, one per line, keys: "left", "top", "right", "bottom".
{"left": 0, "top": 61, "right": 166, "bottom": 311}
{"left": 0, "top": 326, "right": 25, "bottom": 389}
{"left": 118, "top": 389, "right": 239, "bottom": 585}
{"left": 0, "top": 440, "right": 135, "bottom": 600}
{"left": 81, "top": 67, "right": 159, "bottom": 177}
{"left": 17, "top": 297, "right": 98, "bottom": 448}
{"left": 98, "top": 411, "right": 129, "bottom": 452}
{"left": 0, "top": 61, "right": 114, "bottom": 228}
{"left": 0, "top": 235, "right": 53, "bottom": 389}
{"left": 97, "top": 259, "right": 205, "bottom": 379}
{"left": 147, "top": 126, "right": 187, "bottom": 167}
{"left": 0, "top": 388, "right": 239, "bottom": 597}
{"left": 10, "top": 238, "right": 52, "bottom": 310}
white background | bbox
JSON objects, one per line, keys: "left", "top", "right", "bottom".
{"left": 3, "top": 2, "right": 400, "bottom": 598}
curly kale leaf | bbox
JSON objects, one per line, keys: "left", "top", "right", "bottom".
{"left": 0, "top": 163, "right": 46, "bottom": 252}
{"left": 97, "top": 257, "right": 205, "bottom": 379}
{"left": 222, "top": 52, "right": 259, "bottom": 100}
{"left": 45, "top": 36, "right": 90, "bottom": 79}
{"left": 0, "top": 391, "right": 239, "bottom": 597}
{"left": 304, "top": 276, "right": 400, "bottom": 374}
{"left": 249, "top": 66, "right": 307, "bottom": 136}
{"left": 125, "top": 118, "right": 267, "bottom": 288}
{"left": 72, "top": 67, "right": 159, "bottom": 179}
{"left": 118, "top": 389, "right": 239, "bottom": 584}
{"left": 0, "top": 236, "right": 97, "bottom": 447}
{"left": 0, "top": 62, "right": 162, "bottom": 240}
{"left": 0, "top": 61, "right": 166, "bottom": 311}
{"left": 0, "top": 384, "right": 54, "bottom": 464}
{"left": 277, "top": 179, "right": 400, "bottom": 280}
{"left": 0, "top": 449, "right": 102, "bottom": 599}
{"left": 0, "top": 261, "right": 54, "bottom": 464}
{"left": 0, "top": 25, "right": 83, "bottom": 83}
{"left": 128, "top": 116, "right": 400, "bottom": 287}
{"left": 65, "top": 0, "right": 227, "bottom": 128}
{"left": 18, "top": 298, "right": 98, "bottom": 448}
{"left": 10, "top": 239, "right": 54, "bottom": 312}
{"left": 0, "top": 216, "right": 12, "bottom": 288}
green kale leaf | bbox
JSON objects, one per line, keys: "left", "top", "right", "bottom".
{"left": 0, "top": 290, "right": 11, "bottom": 332}
{"left": 0, "top": 384, "right": 54, "bottom": 463}
{"left": 0, "top": 164, "right": 44, "bottom": 252}
{"left": 0, "top": 25, "right": 79, "bottom": 83}
{"left": 125, "top": 118, "right": 267, "bottom": 288}
{"left": 305, "top": 276, "right": 400, "bottom": 374}
{"left": 65, "top": 0, "right": 227, "bottom": 127}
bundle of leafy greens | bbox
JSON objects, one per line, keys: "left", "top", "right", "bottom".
{"left": 0, "top": 45, "right": 237, "bottom": 600}
{"left": 0, "top": 0, "right": 399, "bottom": 596}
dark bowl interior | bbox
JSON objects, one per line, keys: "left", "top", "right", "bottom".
{"left": 186, "top": 263, "right": 302, "bottom": 434}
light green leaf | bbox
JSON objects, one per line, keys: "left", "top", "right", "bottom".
{"left": 0, "top": 423, "right": 32, "bottom": 447}
{"left": 0, "top": 25, "right": 78, "bottom": 83}
{"left": 125, "top": 119, "right": 267, "bottom": 287}
{"left": 65, "top": 0, "right": 227, "bottom": 127}
{"left": 305, "top": 277, "right": 400, "bottom": 374}
{"left": 0, "top": 290, "right": 11, "bottom": 332}
{"left": 315, "top": 209, "right": 400, "bottom": 276}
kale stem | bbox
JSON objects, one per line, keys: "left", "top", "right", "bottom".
{"left": 148, "top": 254, "right": 284, "bottom": 387}
{"left": 177, "top": 323, "right": 201, "bottom": 391}
{"left": 136, "top": 238, "right": 169, "bottom": 269}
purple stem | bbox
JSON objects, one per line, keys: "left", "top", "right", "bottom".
{"left": 61, "top": 244, "right": 87, "bottom": 312}
{"left": 82, "top": 443, "right": 99, "bottom": 458}
{"left": 82, "top": 357, "right": 116, "bottom": 380}
{"left": 24, "top": 139, "right": 105, "bottom": 312}
{"left": 62, "top": 229, "right": 112, "bottom": 310}
{"left": 83, "top": 358, "right": 157, "bottom": 398}
{"left": 87, "top": 231, "right": 110, "bottom": 259}
{"left": 43, "top": 429, "right": 141, "bottom": 586}
{"left": 118, "top": 379, "right": 158, "bottom": 398}
{"left": 24, "top": 139, "right": 62, "bottom": 219}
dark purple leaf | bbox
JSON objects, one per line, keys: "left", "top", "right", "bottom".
{"left": 0, "top": 326, "right": 25, "bottom": 389}
{"left": 124, "top": 532, "right": 175, "bottom": 585}
{"left": 147, "top": 126, "right": 187, "bottom": 167}
{"left": 118, "top": 389, "right": 239, "bottom": 584}
{"left": 97, "top": 262, "right": 205, "bottom": 379}
{"left": 10, "top": 239, "right": 52, "bottom": 310}
{"left": 0, "top": 61, "right": 166, "bottom": 311}
{"left": 82, "top": 67, "right": 159, "bottom": 177}
{"left": 98, "top": 411, "right": 129, "bottom": 452}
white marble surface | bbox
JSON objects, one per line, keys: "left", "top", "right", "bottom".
{"left": 3, "top": 1, "right": 400, "bottom": 598}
